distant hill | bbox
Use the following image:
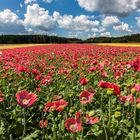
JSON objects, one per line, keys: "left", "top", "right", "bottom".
{"left": 0, "top": 34, "right": 140, "bottom": 44}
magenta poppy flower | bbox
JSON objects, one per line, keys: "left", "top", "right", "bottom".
{"left": 79, "top": 91, "right": 94, "bottom": 104}
{"left": 15, "top": 90, "right": 37, "bottom": 108}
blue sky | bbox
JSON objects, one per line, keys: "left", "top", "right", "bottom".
{"left": 0, "top": 0, "right": 140, "bottom": 39}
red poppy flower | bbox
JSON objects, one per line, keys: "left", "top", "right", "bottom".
{"left": 130, "top": 58, "right": 140, "bottom": 71}
{"left": 87, "top": 66, "right": 96, "bottom": 73}
{"left": 32, "top": 69, "right": 39, "bottom": 75}
{"left": 0, "top": 90, "right": 4, "bottom": 102}
{"left": 119, "top": 96, "right": 127, "bottom": 102}
{"left": 65, "top": 112, "right": 83, "bottom": 133}
{"left": 101, "top": 70, "right": 108, "bottom": 77}
{"left": 44, "top": 99, "right": 68, "bottom": 112}
{"left": 84, "top": 115, "right": 99, "bottom": 124}
{"left": 41, "top": 76, "right": 52, "bottom": 86}
{"left": 119, "top": 94, "right": 133, "bottom": 104}
{"left": 114, "top": 71, "right": 123, "bottom": 79}
{"left": 136, "top": 98, "right": 140, "bottom": 103}
{"left": 128, "top": 84, "right": 140, "bottom": 93}
{"left": 98, "top": 80, "right": 110, "bottom": 88}
{"left": 15, "top": 90, "right": 37, "bottom": 108}
{"left": 43, "top": 101, "right": 56, "bottom": 112}
{"left": 99, "top": 81, "right": 120, "bottom": 95}
{"left": 134, "top": 84, "right": 140, "bottom": 92}
{"left": 39, "top": 120, "right": 48, "bottom": 128}
{"left": 79, "top": 91, "right": 94, "bottom": 104}
{"left": 55, "top": 99, "right": 68, "bottom": 112}
{"left": 80, "top": 78, "right": 88, "bottom": 85}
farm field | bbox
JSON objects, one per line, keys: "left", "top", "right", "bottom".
{"left": 0, "top": 44, "right": 49, "bottom": 50}
{"left": 0, "top": 44, "right": 140, "bottom": 140}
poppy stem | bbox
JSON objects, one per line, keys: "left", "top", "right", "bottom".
{"left": 100, "top": 92, "right": 103, "bottom": 110}
{"left": 22, "top": 108, "right": 26, "bottom": 139}
{"left": 102, "top": 117, "right": 108, "bottom": 140}
{"left": 10, "top": 134, "right": 13, "bottom": 140}
{"left": 108, "top": 95, "right": 112, "bottom": 140}
{"left": 132, "top": 96, "right": 136, "bottom": 140}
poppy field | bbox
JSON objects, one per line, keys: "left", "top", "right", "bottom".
{"left": 0, "top": 44, "right": 140, "bottom": 140}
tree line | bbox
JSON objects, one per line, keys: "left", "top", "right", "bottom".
{"left": 0, "top": 35, "right": 83, "bottom": 44}
{"left": 86, "top": 34, "right": 140, "bottom": 43}
{"left": 0, "top": 34, "right": 140, "bottom": 44}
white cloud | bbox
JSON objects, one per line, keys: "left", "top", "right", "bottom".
{"left": 53, "top": 11, "right": 100, "bottom": 31}
{"left": 100, "top": 32, "right": 111, "bottom": 37}
{"left": 102, "top": 16, "right": 120, "bottom": 27}
{"left": 0, "top": 9, "right": 25, "bottom": 34}
{"left": 20, "top": 3, "right": 23, "bottom": 8}
{"left": 24, "top": 0, "right": 36, "bottom": 4}
{"left": 68, "top": 32, "right": 83, "bottom": 38}
{"left": 24, "top": 4, "right": 55, "bottom": 32}
{"left": 88, "top": 33, "right": 96, "bottom": 38}
{"left": 98, "top": 26, "right": 106, "bottom": 32}
{"left": 91, "top": 26, "right": 106, "bottom": 33}
{"left": 91, "top": 28, "right": 99, "bottom": 32}
{"left": 136, "top": 16, "right": 140, "bottom": 27}
{"left": 43, "top": 0, "right": 53, "bottom": 3}
{"left": 76, "top": 0, "right": 140, "bottom": 17}
{"left": 113, "top": 22, "right": 132, "bottom": 32}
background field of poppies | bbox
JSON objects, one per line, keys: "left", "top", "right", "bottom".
{"left": 0, "top": 44, "right": 140, "bottom": 140}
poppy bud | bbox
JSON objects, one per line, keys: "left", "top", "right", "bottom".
{"left": 131, "top": 88, "right": 136, "bottom": 94}
{"left": 114, "top": 111, "right": 121, "bottom": 118}
{"left": 107, "top": 88, "right": 114, "bottom": 95}
{"left": 136, "top": 103, "right": 140, "bottom": 109}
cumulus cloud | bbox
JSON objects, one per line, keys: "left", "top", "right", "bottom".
{"left": 53, "top": 11, "right": 100, "bottom": 31}
{"left": 113, "top": 22, "right": 132, "bottom": 32}
{"left": 102, "top": 16, "right": 120, "bottom": 27}
{"left": 136, "top": 16, "right": 140, "bottom": 27}
{"left": 0, "top": 9, "right": 25, "bottom": 34}
{"left": 76, "top": 0, "right": 140, "bottom": 17}
{"left": 0, "top": 3, "right": 134, "bottom": 38}
{"left": 100, "top": 32, "right": 111, "bottom": 37}
{"left": 24, "top": 4, "right": 55, "bottom": 32}
{"left": 24, "top": 0, "right": 36, "bottom": 5}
